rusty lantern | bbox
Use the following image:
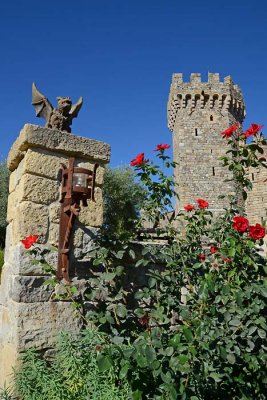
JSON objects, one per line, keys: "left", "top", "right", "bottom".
{"left": 57, "top": 157, "right": 99, "bottom": 281}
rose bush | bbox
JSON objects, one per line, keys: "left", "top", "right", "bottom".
{"left": 84, "top": 130, "right": 267, "bottom": 399}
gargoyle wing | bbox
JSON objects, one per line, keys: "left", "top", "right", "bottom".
{"left": 32, "top": 82, "right": 53, "bottom": 122}
{"left": 70, "top": 96, "right": 83, "bottom": 118}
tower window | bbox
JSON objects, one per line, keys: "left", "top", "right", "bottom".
{"left": 210, "top": 115, "right": 213, "bottom": 121}
{"left": 195, "top": 128, "right": 198, "bottom": 136}
{"left": 211, "top": 149, "right": 213, "bottom": 154}
{"left": 252, "top": 173, "right": 254, "bottom": 181}
{"left": 212, "top": 167, "right": 215, "bottom": 176}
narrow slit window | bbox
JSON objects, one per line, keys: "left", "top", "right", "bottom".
{"left": 252, "top": 173, "right": 254, "bottom": 181}
{"left": 210, "top": 115, "right": 213, "bottom": 121}
{"left": 211, "top": 149, "right": 213, "bottom": 154}
{"left": 195, "top": 128, "right": 198, "bottom": 136}
{"left": 212, "top": 167, "right": 215, "bottom": 176}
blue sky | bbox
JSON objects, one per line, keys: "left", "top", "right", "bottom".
{"left": 0, "top": 0, "right": 266, "bottom": 166}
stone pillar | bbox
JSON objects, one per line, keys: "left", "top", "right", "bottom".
{"left": 0, "top": 124, "right": 110, "bottom": 387}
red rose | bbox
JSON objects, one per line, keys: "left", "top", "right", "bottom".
{"left": 130, "top": 153, "right": 147, "bottom": 166}
{"left": 184, "top": 204, "right": 195, "bottom": 212}
{"left": 248, "top": 223, "right": 266, "bottom": 240}
{"left": 197, "top": 199, "right": 209, "bottom": 209}
{"left": 244, "top": 123, "right": 264, "bottom": 139}
{"left": 198, "top": 253, "right": 206, "bottom": 262}
{"left": 221, "top": 256, "right": 232, "bottom": 263}
{"left": 21, "top": 234, "right": 38, "bottom": 249}
{"left": 154, "top": 143, "right": 171, "bottom": 151}
{"left": 220, "top": 123, "right": 239, "bottom": 139}
{"left": 210, "top": 245, "right": 219, "bottom": 254}
{"left": 138, "top": 314, "right": 150, "bottom": 327}
{"left": 232, "top": 216, "right": 249, "bottom": 233}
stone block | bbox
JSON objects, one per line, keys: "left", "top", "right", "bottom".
{"left": 8, "top": 124, "right": 111, "bottom": 171}
{"left": 73, "top": 226, "right": 99, "bottom": 258}
{"left": 15, "top": 301, "right": 83, "bottom": 351}
{"left": 0, "top": 341, "right": 17, "bottom": 388}
{"left": 23, "top": 148, "right": 68, "bottom": 180}
{"left": 9, "top": 275, "right": 53, "bottom": 303}
{"left": 19, "top": 174, "right": 60, "bottom": 205}
{"left": 9, "top": 170, "right": 16, "bottom": 194}
{"left": 4, "top": 244, "right": 57, "bottom": 276}
{"left": 48, "top": 222, "right": 59, "bottom": 247}
{"left": 78, "top": 187, "right": 103, "bottom": 227}
{"left": 49, "top": 202, "right": 61, "bottom": 223}
{"left": 13, "top": 201, "right": 49, "bottom": 243}
{"left": 6, "top": 190, "right": 17, "bottom": 223}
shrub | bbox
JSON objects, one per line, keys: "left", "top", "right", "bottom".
{"left": 102, "top": 166, "right": 146, "bottom": 238}
{"left": 86, "top": 133, "right": 267, "bottom": 399}
{"left": 9, "top": 329, "right": 129, "bottom": 400}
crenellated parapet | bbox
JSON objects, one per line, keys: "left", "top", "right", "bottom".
{"left": 167, "top": 73, "right": 245, "bottom": 132}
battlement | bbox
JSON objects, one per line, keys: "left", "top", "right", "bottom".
{"left": 167, "top": 72, "right": 245, "bottom": 132}
{"left": 172, "top": 72, "right": 238, "bottom": 86}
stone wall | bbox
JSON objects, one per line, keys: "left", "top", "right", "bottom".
{"left": 246, "top": 146, "right": 267, "bottom": 252}
{"left": 0, "top": 124, "right": 110, "bottom": 387}
{"left": 167, "top": 73, "right": 245, "bottom": 214}
{"left": 246, "top": 146, "right": 267, "bottom": 224}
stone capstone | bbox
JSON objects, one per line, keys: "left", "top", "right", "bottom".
{"left": 7, "top": 124, "right": 111, "bottom": 171}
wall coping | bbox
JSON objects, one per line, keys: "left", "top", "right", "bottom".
{"left": 7, "top": 124, "right": 111, "bottom": 171}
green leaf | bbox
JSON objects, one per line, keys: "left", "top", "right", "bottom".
{"left": 209, "top": 373, "right": 222, "bottom": 382}
{"left": 69, "top": 286, "right": 78, "bottom": 294}
{"left": 115, "top": 250, "right": 125, "bottom": 259}
{"left": 183, "top": 328, "right": 193, "bottom": 342}
{"left": 102, "top": 272, "right": 116, "bottom": 281}
{"left": 258, "top": 329, "right": 266, "bottom": 339}
{"left": 119, "top": 363, "right": 129, "bottom": 379}
{"left": 129, "top": 249, "right": 136, "bottom": 259}
{"left": 111, "top": 336, "right": 124, "bottom": 345}
{"left": 227, "top": 353, "right": 236, "bottom": 364}
{"left": 145, "top": 346, "right": 156, "bottom": 362}
{"left": 228, "top": 247, "right": 236, "bottom": 257}
{"left": 43, "top": 278, "right": 57, "bottom": 286}
{"left": 115, "top": 265, "right": 124, "bottom": 276}
{"left": 148, "top": 277, "right": 156, "bottom": 288}
{"left": 97, "top": 356, "right": 112, "bottom": 372}
{"left": 136, "top": 354, "right": 148, "bottom": 368}
{"left": 229, "top": 319, "right": 241, "bottom": 327}
{"left": 132, "top": 390, "right": 142, "bottom": 400}
{"left": 248, "top": 326, "right": 257, "bottom": 336}
{"left": 116, "top": 304, "right": 127, "bottom": 318}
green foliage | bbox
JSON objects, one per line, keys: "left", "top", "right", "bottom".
{"left": 10, "top": 329, "right": 129, "bottom": 400}
{"left": 85, "top": 136, "right": 267, "bottom": 399}
{"left": 0, "top": 161, "right": 9, "bottom": 248}
{"left": 8, "top": 134, "right": 267, "bottom": 399}
{"left": 102, "top": 166, "right": 146, "bottom": 238}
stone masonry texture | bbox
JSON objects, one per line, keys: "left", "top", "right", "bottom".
{"left": 168, "top": 72, "right": 267, "bottom": 249}
{"left": 0, "top": 124, "right": 110, "bottom": 388}
{"left": 167, "top": 73, "right": 245, "bottom": 214}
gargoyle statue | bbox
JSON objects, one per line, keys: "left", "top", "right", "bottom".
{"left": 32, "top": 82, "right": 83, "bottom": 133}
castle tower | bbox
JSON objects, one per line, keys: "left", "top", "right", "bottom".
{"left": 167, "top": 73, "right": 245, "bottom": 214}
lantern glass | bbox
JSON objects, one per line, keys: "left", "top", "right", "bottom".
{"left": 73, "top": 173, "right": 87, "bottom": 188}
